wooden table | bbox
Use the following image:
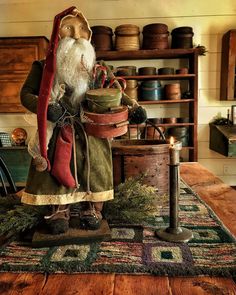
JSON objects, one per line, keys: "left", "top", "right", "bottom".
{"left": 0, "top": 162, "right": 236, "bottom": 295}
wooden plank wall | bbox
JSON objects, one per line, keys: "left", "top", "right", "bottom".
{"left": 1, "top": 0, "right": 236, "bottom": 184}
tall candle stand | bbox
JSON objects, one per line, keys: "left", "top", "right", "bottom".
{"left": 155, "top": 139, "right": 193, "bottom": 242}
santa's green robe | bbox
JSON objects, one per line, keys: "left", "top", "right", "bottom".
{"left": 20, "top": 60, "right": 114, "bottom": 205}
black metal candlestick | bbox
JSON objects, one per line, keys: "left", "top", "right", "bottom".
{"left": 155, "top": 140, "right": 193, "bottom": 242}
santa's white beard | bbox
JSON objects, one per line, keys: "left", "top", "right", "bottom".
{"left": 51, "top": 37, "right": 96, "bottom": 108}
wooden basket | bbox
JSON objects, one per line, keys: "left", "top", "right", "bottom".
{"left": 112, "top": 139, "right": 169, "bottom": 194}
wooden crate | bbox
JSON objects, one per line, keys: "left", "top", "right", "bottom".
{"left": 112, "top": 139, "right": 169, "bottom": 194}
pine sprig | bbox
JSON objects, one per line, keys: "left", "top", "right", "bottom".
{"left": 104, "top": 175, "right": 161, "bottom": 224}
{"left": 0, "top": 198, "right": 47, "bottom": 236}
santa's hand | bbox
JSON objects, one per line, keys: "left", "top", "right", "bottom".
{"left": 47, "top": 102, "right": 64, "bottom": 122}
{"left": 128, "top": 105, "right": 147, "bottom": 124}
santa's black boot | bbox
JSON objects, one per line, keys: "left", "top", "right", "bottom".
{"left": 79, "top": 202, "right": 103, "bottom": 230}
{"left": 45, "top": 205, "right": 70, "bottom": 235}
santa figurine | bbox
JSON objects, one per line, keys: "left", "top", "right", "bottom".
{"left": 20, "top": 6, "right": 146, "bottom": 235}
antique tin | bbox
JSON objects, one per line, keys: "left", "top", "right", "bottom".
{"left": 209, "top": 123, "right": 236, "bottom": 157}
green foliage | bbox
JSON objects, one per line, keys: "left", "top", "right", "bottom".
{"left": 0, "top": 196, "right": 46, "bottom": 236}
{"left": 104, "top": 175, "right": 162, "bottom": 224}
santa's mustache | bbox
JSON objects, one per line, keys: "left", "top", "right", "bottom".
{"left": 56, "top": 37, "right": 95, "bottom": 72}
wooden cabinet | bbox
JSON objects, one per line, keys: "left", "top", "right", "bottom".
{"left": 96, "top": 48, "right": 200, "bottom": 161}
{"left": 0, "top": 146, "right": 31, "bottom": 187}
{"left": 0, "top": 36, "right": 49, "bottom": 112}
{"left": 220, "top": 30, "right": 236, "bottom": 100}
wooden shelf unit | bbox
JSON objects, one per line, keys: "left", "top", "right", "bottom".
{"left": 97, "top": 48, "right": 200, "bottom": 161}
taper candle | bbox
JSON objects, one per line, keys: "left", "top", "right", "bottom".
{"left": 169, "top": 137, "right": 181, "bottom": 165}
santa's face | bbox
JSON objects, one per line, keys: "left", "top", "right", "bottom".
{"left": 51, "top": 14, "right": 95, "bottom": 108}
{"left": 59, "top": 15, "right": 90, "bottom": 40}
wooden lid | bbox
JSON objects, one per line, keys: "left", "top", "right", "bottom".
{"left": 143, "top": 23, "right": 168, "bottom": 33}
{"left": 91, "top": 26, "right": 113, "bottom": 35}
{"left": 86, "top": 88, "right": 122, "bottom": 100}
{"left": 171, "top": 26, "right": 193, "bottom": 34}
{"left": 115, "top": 24, "right": 140, "bottom": 35}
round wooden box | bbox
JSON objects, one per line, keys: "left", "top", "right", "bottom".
{"left": 84, "top": 106, "right": 129, "bottom": 139}
{"left": 86, "top": 88, "right": 122, "bottom": 113}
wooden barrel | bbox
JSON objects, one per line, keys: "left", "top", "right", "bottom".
{"left": 115, "top": 24, "right": 140, "bottom": 51}
{"left": 91, "top": 26, "right": 113, "bottom": 51}
{"left": 112, "top": 139, "right": 169, "bottom": 194}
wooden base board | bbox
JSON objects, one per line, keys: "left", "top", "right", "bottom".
{"left": 32, "top": 220, "right": 111, "bottom": 248}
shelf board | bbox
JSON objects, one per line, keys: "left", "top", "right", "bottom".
{"left": 120, "top": 74, "right": 195, "bottom": 80}
{"left": 138, "top": 99, "right": 194, "bottom": 105}
{"left": 96, "top": 48, "right": 200, "bottom": 61}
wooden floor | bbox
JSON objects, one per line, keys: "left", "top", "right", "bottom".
{"left": 0, "top": 162, "right": 236, "bottom": 295}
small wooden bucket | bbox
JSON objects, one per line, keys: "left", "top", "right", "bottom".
{"left": 112, "top": 139, "right": 169, "bottom": 194}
